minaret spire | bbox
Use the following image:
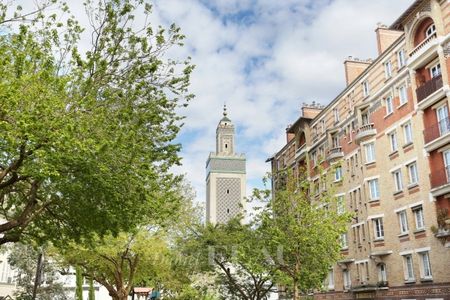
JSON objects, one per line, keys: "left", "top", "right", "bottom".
{"left": 223, "top": 103, "right": 227, "bottom": 117}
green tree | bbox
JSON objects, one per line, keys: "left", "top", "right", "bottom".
{"left": 75, "top": 266, "right": 83, "bottom": 300}
{"left": 183, "top": 219, "right": 277, "bottom": 300}
{"left": 255, "top": 171, "right": 352, "bottom": 300}
{"left": 0, "top": 0, "right": 193, "bottom": 245}
{"left": 7, "top": 243, "right": 67, "bottom": 300}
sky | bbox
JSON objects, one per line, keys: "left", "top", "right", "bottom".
{"left": 150, "top": 0, "right": 413, "bottom": 207}
{"left": 13, "top": 0, "right": 413, "bottom": 210}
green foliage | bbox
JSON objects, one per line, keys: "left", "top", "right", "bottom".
{"left": 0, "top": 0, "right": 194, "bottom": 245}
{"left": 7, "top": 243, "right": 67, "bottom": 300}
{"left": 182, "top": 218, "right": 277, "bottom": 300}
{"left": 75, "top": 266, "right": 83, "bottom": 300}
{"left": 254, "top": 170, "right": 352, "bottom": 299}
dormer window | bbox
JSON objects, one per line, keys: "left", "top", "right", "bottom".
{"left": 425, "top": 23, "right": 436, "bottom": 38}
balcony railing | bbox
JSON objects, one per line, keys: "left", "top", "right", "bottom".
{"left": 358, "top": 123, "right": 375, "bottom": 132}
{"left": 430, "top": 166, "right": 450, "bottom": 189}
{"left": 416, "top": 74, "right": 443, "bottom": 103}
{"left": 327, "top": 146, "right": 344, "bottom": 161}
{"left": 355, "top": 123, "right": 376, "bottom": 144}
{"left": 409, "top": 32, "right": 437, "bottom": 57}
{"left": 424, "top": 116, "right": 450, "bottom": 144}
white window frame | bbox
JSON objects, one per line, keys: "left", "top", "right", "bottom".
{"left": 403, "top": 122, "right": 413, "bottom": 145}
{"left": 403, "top": 254, "right": 415, "bottom": 281}
{"left": 333, "top": 108, "right": 339, "bottom": 123}
{"left": 337, "top": 195, "right": 345, "bottom": 215}
{"left": 340, "top": 232, "right": 348, "bottom": 249}
{"left": 362, "top": 81, "right": 370, "bottom": 97}
{"left": 418, "top": 251, "right": 432, "bottom": 279}
{"left": 384, "top": 60, "right": 392, "bottom": 78}
{"left": 343, "top": 270, "right": 351, "bottom": 290}
{"left": 398, "top": 210, "right": 409, "bottom": 234}
{"left": 335, "top": 166, "right": 343, "bottom": 182}
{"left": 365, "top": 142, "right": 375, "bottom": 163}
{"left": 430, "top": 63, "right": 441, "bottom": 78}
{"left": 398, "top": 85, "right": 408, "bottom": 106}
{"left": 407, "top": 162, "right": 419, "bottom": 185}
{"left": 393, "top": 169, "right": 403, "bottom": 192}
{"left": 389, "top": 131, "right": 398, "bottom": 152}
{"left": 425, "top": 23, "right": 436, "bottom": 38}
{"left": 368, "top": 179, "right": 380, "bottom": 200}
{"left": 327, "top": 269, "right": 335, "bottom": 290}
{"left": 377, "top": 263, "right": 387, "bottom": 282}
{"left": 397, "top": 49, "right": 406, "bottom": 68}
{"left": 373, "top": 218, "right": 384, "bottom": 240}
{"left": 413, "top": 206, "right": 425, "bottom": 230}
{"left": 385, "top": 96, "right": 394, "bottom": 115}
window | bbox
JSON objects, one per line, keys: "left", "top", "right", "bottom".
{"left": 378, "top": 263, "right": 387, "bottom": 283}
{"left": 364, "top": 142, "right": 375, "bottom": 163}
{"left": 335, "top": 166, "right": 343, "bottom": 182}
{"left": 373, "top": 218, "right": 384, "bottom": 239}
{"left": 407, "top": 162, "right": 419, "bottom": 185}
{"left": 389, "top": 131, "right": 398, "bottom": 152}
{"left": 403, "top": 122, "right": 413, "bottom": 145}
{"left": 393, "top": 169, "right": 403, "bottom": 192}
{"left": 327, "top": 269, "right": 335, "bottom": 290}
{"left": 413, "top": 206, "right": 425, "bottom": 230}
{"left": 362, "top": 81, "right": 370, "bottom": 97}
{"left": 419, "top": 251, "right": 432, "bottom": 279}
{"left": 361, "top": 111, "right": 369, "bottom": 125}
{"left": 397, "top": 49, "right": 406, "bottom": 68}
{"left": 398, "top": 210, "right": 409, "bottom": 234}
{"left": 340, "top": 232, "right": 348, "bottom": 248}
{"left": 384, "top": 60, "right": 392, "bottom": 78}
{"left": 436, "top": 105, "right": 449, "bottom": 136}
{"left": 425, "top": 23, "right": 436, "bottom": 38}
{"left": 385, "top": 96, "right": 393, "bottom": 115}
{"left": 311, "top": 151, "right": 317, "bottom": 167}
{"left": 403, "top": 254, "right": 415, "bottom": 281}
{"left": 343, "top": 270, "right": 351, "bottom": 290}
{"left": 368, "top": 179, "right": 380, "bottom": 200}
{"left": 333, "top": 108, "right": 339, "bottom": 123}
{"left": 445, "top": 150, "right": 450, "bottom": 182}
{"left": 331, "top": 134, "right": 339, "bottom": 148}
{"left": 399, "top": 85, "right": 408, "bottom": 105}
{"left": 430, "top": 63, "right": 441, "bottom": 78}
{"left": 337, "top": 196, "right": 345, "bottom": 215}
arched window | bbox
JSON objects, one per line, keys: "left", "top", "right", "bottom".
{"left": 425, "top": 23, "right": 436, "bottom": 38}
{"left": 377, "top": 263, "right": 387, "bottom": 283}
{"left": 413, "top": 17, "right": 435, "bottom": 47}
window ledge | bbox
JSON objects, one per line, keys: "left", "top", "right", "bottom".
{"left": 341, "top": 247, "right": 349, "bottom": 251}
{"left": 402, "top": 142, "right": 413, "bottom": 149}
{"left": 368, "top": 198, "right": 380, "bottom": 203}
{"left": 373, "top": 238, "right": 385, "bottom": 242}
{"left": 384, "top": 112, "right": 394, "bottom": 119}
{"left": 393, "top": 190, "right": 404, "bottom": 196}
{"left": 398, "top": 232, "right": 409, "bottom": 238}
{"left": 388, "top": 150, "right": 399, "bottom": 157}
{"left": 404, "top": 279, "right": 416, "bottom": 284}
{"left": 397, "top": 102, "right": 408, "bottom": 109}
{"left": 413, "top": 228, "right": 426, "bottom": 234}
{"left": 420, "top": 277, "right": 433, "bottom": 282}
{"left": 408, "top": 183, "right": 419, "bottom": 190}
{"left": 365, "top": 161, "right": 376, "bottom": 166}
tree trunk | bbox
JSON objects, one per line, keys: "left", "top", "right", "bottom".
{"left": 293, "top": 279, "right": 299, "bottom": 300}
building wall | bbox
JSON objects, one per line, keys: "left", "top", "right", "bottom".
{"left": 270, "top": 0, "right": 450, "bottom": 299}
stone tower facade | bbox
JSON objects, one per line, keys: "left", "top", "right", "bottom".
{"left": 206, "top": 106, "right": 246, "bottom": 224}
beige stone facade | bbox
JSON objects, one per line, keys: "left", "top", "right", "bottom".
{"left": 269, "top": 1, "right": 450, "bottom": 299}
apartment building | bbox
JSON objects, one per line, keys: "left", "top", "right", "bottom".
{"left": 268, "top": 0, "right": 450, "bottom": 299}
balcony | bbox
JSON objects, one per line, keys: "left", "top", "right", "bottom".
{"left": 295, "top": 144, "right": 307, "bottom": 159}
{"left": 430, "top": 166, "right": 450, "bottom": 197}
{"left": 423, "top": 116, "right": 450, "bottom": 152}
{"left": 408, "top": 33, "right": 439, "bottom": 69}
{"left": 327, "top": 146, "right": 344, "bottom": 161}
{"left": 355, "top": 123, "right": 376, "bottom": 144}
{"left": 416, "top": 74, "right": 443, "bottom": 104}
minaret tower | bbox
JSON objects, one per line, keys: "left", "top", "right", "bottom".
{"left": 206, "top": 105, "right": 246, "bottom": 224}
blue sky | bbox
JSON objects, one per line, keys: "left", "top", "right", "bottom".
{"left": 15, "top": 0, "right": 414, "bottom": 210}
{"left": 150, "top": 0, "right": 413, "bottom": 207}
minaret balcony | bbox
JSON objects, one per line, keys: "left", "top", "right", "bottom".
{"left": 327, "top": 147, "right": 344, "bottom": 161}
{"left": 355, "top": 123, "right": 376, "bottom": 144}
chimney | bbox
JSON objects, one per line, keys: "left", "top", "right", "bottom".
{"left": 301, "top": 101, "right": 323, "bottom": 119}
{"left": 375, "top": 23, "right": 403, "bottom": 55}
{"left": 343, "top": 56, "right": 371, "bottom": 86}
{"left": 286, "top": 125, "right": 295, "bottom": 143}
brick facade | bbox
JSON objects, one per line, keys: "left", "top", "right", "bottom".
{"left": 269, "top": 1, "right": 450, "bottom": 299}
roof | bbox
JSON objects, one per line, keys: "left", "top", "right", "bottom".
{"left": 220, "top": 116, "right": 231, "bottom": 122}
{"left": 390, "top": 0, "right": 424, "bottom": 30}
